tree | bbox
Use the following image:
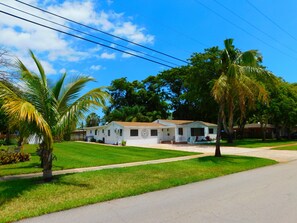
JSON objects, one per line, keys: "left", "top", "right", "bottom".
{"left": 212, "top": 39, "right": 270, "bottom": 156}
{"left": 104, "top": 76, "right": 168, "bottom": 122}
{"left": 0, "top": 51, "right": 108, "bottom": 181}
{"left": 86, "top": 112, "right": 100, "bottom": 127}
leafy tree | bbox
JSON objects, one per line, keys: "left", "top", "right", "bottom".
{"left": 186, "top": 47, "right": 222, "bottom": 122}
{"left": 86, "top": 112, "right": 100, "bottom": 127}
{"left": 0, "top": 51, "right": 108, "bottom": 181}
{"left": 104, "top": 76, "right": 168, "bottom": 122}
{"left": 212, "top": 39, "right": 270, "bottom": 156}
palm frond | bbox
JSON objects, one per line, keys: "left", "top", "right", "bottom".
{"left": 29, "top": 50, "right": 47, "bottom": 87}
{"left": 57, "top": 76, "right": 95, "bottom": 113}
{"left": 52, "top": 72, "right": 67, "bottom": 100}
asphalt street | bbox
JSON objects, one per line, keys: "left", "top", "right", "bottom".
{"left": 18, "top": 159, "right": 297, "bottom": 223}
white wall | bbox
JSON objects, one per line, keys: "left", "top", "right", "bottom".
{"left": 123, "top": 127, "right": 161, "bottom": 146}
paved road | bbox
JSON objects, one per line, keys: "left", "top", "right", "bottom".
{"left": 18, "top": 159, "right": 297, "bottom": 223}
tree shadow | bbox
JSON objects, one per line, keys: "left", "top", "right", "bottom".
{"left": 195, "top": 155, "right": 255, "bottom": 164}
{"left": 0, "top": 173, "right": 92, "bottom": 208}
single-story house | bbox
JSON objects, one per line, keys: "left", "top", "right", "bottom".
{"left": 233, "top": 123, "right": 276, "bottom": 139}
{"left": 84, "top": 119, "right": 217, "bottom": 146}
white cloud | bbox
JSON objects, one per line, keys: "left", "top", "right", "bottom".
{"left": 100, "top": 52, "right": 116, "bottom": 59}
{"left": 122, "top": 50, "right": 135, "bottom": 58}
{"left": 59, "top": 68, "right": 66, "bottom": 73}
{"left": 0, "top": 0, "right": 155, "bottom": 73}
{"left": 90, "top": 65, "right": 102, "bottom": 70}
{"left": 113, "top": 22, "right": 154, "bottom": 44}
{"left": 106, "top": 0, "right": 113, "bottom": 6}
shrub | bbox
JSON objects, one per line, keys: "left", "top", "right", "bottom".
{"left": 90, "top": 138, "right": 96, "bottom": 142}
{"left": 0, "top": 150, "right": 31, "bottom": 165}
{"left": 121, "top": 140, "right": 127, "bottom": 146}
{"left": 97, "top": 139, "right": 104, "bottom": 143}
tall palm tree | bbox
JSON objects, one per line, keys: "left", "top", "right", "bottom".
{"left": 212, "top": 39, "right": 270, "bottom": 156}
{"left": 0, "top": 51, "right": 108, "bottom": 181}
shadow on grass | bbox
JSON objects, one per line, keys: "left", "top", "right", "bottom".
{"left": 0, "top": 174, "right": 92, "bottom": 208}
{"left": 196, "top": 155, "right": 257, "bottom": 164}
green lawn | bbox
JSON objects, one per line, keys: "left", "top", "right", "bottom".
{"left": 219, "top": 138, "right": 297, "bottom": 148}
{"left": 0, "top": 155, "right": 277, "bottom": 223}
{"left": 272, "top": 145, "right": 297, "bottom": 150}
{"left": 0, "top": 142, "right": 197, "bottom": 176}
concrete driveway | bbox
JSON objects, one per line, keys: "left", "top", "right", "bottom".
{"left": 18, "top": 158, "right": 297, "bottom": 223}
{"left": 136, "top": 143, "right": 297, "bottom": 163}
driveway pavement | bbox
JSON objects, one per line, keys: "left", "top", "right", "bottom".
{"left": 18, "top": 158, "right": 297, "bottom": 223}
{"left": 136, "top": 143, "right": 297, "bottom": 162}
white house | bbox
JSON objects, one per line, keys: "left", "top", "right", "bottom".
{"left": 84, "top": 119, "right": 217, "bottom": 146}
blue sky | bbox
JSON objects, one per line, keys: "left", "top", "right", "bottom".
{"left": 1, "top": 0, "right": 297, "bottom": 115}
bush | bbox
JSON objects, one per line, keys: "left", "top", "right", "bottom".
{"left": 121, "top": 140, "right": 126, "bottom": 146}
{"left": 0, "top": 150, "right": 31, "bottom": 165}
{"left": 97, "top": 139, "right": 104, "bottom": 143}
{"left": 90, "top": 138, "right": 96, "bottom": 142}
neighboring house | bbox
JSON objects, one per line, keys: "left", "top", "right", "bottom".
{"left": 70, "top": 130, "right": 86, "bottom": 141}
{"left": 84, "top": 119, "right": 217, "bottom": 146}
{"left": 233, "top": 123, "right": 276, "bottom": 139}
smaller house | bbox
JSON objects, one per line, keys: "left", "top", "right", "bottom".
{"left": 233, "top": 123, "right": 275, "bottom": 139}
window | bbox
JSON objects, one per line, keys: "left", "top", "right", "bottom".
{"left": 191, "top": 128, "right": 205, "bottom": 136}
{"left": 130, "top": 129, "right": 138, "bottom": 137}
{"left": 119, "top": 129, "right": 123, "bottom": 136}
{"left": 90, "top": 130, "right": 92, "bottom": 134}
{"left": 209, "top": 128, "right": 214, "bottom": 134}
{"left": 102, "top": 129, "right": 104, "bottom": 133}
{"left": 95, "top": 130, "right": 98, "bottom": 135}
{"left": 151, "top": 129, "right": 158, "bottom": 136}
{"left": 108, "top": 130, "right": 110, "bottom": 136}
{"left": 178, "top": 128, "right": 183, "bottom": 135}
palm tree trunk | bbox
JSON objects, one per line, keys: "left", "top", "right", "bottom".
{"left": 40, "top": 139, "right": 53, "bottom": 182}
{"left": 215, "top": 107, "right": 223, "bottom": 157}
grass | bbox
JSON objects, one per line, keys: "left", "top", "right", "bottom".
{"left": 272, "top": 145, "right": 297, "bottom": 150}
{"left": 0, "top": 155, "right": 277, "bottom": 223}
{"left": 219, "top": 138, "right": 297, "bottom": 148}
{"left": 0, "top": 142, "right": 197, "bottom": 176}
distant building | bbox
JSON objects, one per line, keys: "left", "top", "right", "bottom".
{"left": 84, "top": 119, "right": 217, "bottom": 146}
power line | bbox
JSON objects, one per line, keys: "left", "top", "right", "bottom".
{"left": 0, "top": 2, "right": 180, "bottom": 67}
{"left": 246, "top": 0, "right": 297, "bottom": 42}
{"left": 213, "top": 0, "right": 297, "bottom": 55}
{"left": 15, "top": 0, "right": 188, "bottom": 64}
{"left": 194, "top": 0, "right": 297, "bottom": 61}
{"left": 0, "top": 10, "right": 176, "bottom": 68}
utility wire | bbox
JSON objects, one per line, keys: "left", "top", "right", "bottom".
{"left": 213, "top": 0, "right": 297, "bottom": 55}
{"left": 194, "top": 0, "right": 297, "bottom": 61}
{"left": 0, "top": 2, "right": 179, "bottom": 67}
{"left": 246, "top": 0, "right": 297, "bottom": 42}
{"left": 0, "top": 10, "right": 175, "bottom": 68}
{"left": 15, "top": 0, "right": 188, "bottom": 64}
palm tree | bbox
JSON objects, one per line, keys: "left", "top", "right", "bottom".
{"left": 86, "top": 112, "right": 100, "bottom": 127}
{"left": 0, "top": 51, "right": 108, "bottom": 181}
{"left": 212, "top": 39, "right": 270, "bottom": 157}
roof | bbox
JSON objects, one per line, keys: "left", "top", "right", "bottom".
{"left": 156, "top": 119, "right": 194, "bottom": 125}
{"left": 156, "top": 119, "right": 217, "bottom": 127}
{"left": 114, "top": 121, "right": 164, "bottom": 128}
{"left": 233, "top": 123, "right": 275, "bottom": 129}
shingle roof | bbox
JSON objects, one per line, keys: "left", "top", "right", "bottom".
{"left": 157, "top": 119, "right": 217, "bottom": 127}
{"left": 114, "top": 121, "right": 164, "bottom": 127}
{"left": 233, "top": 123, "right": 275, "bottom": 129}
{"left": 157, "top": 119, "right": 194, "bottom": 125}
